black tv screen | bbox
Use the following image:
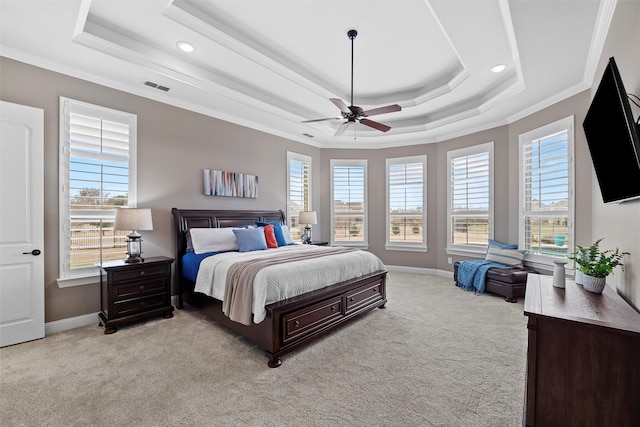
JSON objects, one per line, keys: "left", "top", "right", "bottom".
{"left": 583, "top": 57, "right": 640, "bottom": 203}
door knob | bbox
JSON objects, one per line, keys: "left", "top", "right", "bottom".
{"left": 22, "top": 249, "right": 41, "bottom": 256}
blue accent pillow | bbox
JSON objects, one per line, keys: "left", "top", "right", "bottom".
{"left": 233, "top": 228, "right": 268, "bottom": 252}
{"left": 256, "top": 221, "right": 287, "bottom": 247}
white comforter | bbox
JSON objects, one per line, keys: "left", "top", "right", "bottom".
{"left": 194, "top": 244, "right": 386, "bottom": 324}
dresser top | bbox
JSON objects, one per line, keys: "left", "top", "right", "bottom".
{"left": 524, "top": 273, "right": 640, "bottom": 335}
{"left": 100, "top": 256, "right": 173, "bottom": 270}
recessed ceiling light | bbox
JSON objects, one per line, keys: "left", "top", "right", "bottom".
{"left": 490, "top": 64, "right": 507, "bottom": 73}
{"left": 176, "top": 41, "right": 195, "bottom": 53}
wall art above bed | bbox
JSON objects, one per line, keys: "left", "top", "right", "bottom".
{"left": 203, "top": 169, "right": 258, "bottom": 198}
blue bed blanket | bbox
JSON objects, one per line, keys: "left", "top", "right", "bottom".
{"left": 457, "top": 259, "right": 510, "bottom": 294}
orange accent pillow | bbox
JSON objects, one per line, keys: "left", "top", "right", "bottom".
{"left": 263, "top": 224, "right": 278, "bottom": 248}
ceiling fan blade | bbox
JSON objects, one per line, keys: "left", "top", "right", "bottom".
{"left": 330, "top": 98, "right": 351, "bottom": 115}
{"left": 359, "top": 118, "right": 391, "bottom": 132}
{"left": 301, "top": 117, "right": 340, "bottom": 123}
{"left": 334, "top": 121, "right": 353, "bottom": 137}
{"left": 362, "top": 104, "right": 402, "bottom": 117}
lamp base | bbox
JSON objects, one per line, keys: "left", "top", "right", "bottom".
{"left": 124, "top": 256, "right": 144, "bottom": 263}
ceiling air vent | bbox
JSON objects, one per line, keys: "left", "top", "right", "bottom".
{"left": 143, "top": 80, "right": 170, "bottom": 92}
{"left": 302, "top": 133, "right": 315, "bottom": 138}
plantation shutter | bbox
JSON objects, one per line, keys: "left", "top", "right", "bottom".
{"left": 522, "top": 129, "right": 570, "bottom": 256}
{"left": 388, "top": 158, "right": 425, "bottom": 246}
{"left": 288, "top": 154, "right": 310, "bottom": 241}
{"left": 332, "top": 162, "right": 366, "bottom": 243}
{"left": 63, "top": 101, "right": 134, "bottom": 272}
{"left": 450, "top": 151, "right": 490, "bottom": 246}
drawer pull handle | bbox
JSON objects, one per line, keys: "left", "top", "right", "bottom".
{"left": 349, "top": 297, "right": 355, "bottom": 302}
{"left": 139, "top": 271, "right": 145, "bottom": 276}
{"left": 140, "top": 301, "right": 145, "bottom": 306}
{"left": 139, "top": 285, "right": 145, "bottom": 291}
{"left": 331, "top": 305, "right": 336, "bottom": 311}
{"left": 373, "top": 288, "right": 377, "bottom": 292}
{"left": 294, "top": 320, "right": 300, "bottom": 328}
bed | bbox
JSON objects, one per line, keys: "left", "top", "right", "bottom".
{"left": 172, "top": 208, "right": 388, "bottom": 367}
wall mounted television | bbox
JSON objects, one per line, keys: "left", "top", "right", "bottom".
{"left": 583, "top": 56, "right": 640, "bottom": 204}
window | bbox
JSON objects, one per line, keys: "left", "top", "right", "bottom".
{"left": 519, "top": 116, "right": 574, "bottom": 265}
{"left": 447, "top": 143, "right": 493, "bottom": 254}
{"left": 386, "top": 155, "right": 427, "bottom": 251}
{"left": 330, "top": 159, "right": 367, "bottom": 246}
{"left": 287, "top": 151, "right": 311, "bottom": 243}
{"left": 58, "top": 98, "right": 137, "bottom": 286}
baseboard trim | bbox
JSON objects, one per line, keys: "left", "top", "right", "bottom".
{"left": 45, "top": 312, "right": 99, "bottom": 336}
{"left": 386, "top": 265, "right": 454, "bottom": 279}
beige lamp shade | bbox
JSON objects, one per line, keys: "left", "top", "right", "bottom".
{"left": 114, "top": 208, "right": 153, "bottom": 232}
{"left": 298, "top": 211, "right": 317, "bottom": 225}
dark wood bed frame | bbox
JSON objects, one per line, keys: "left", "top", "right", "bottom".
{"left": 172, "top": 208, "right": 387, "bottom": 367}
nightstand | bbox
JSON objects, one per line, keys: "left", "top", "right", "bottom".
{"left": 99, "top": 256, "right": 174, "bottom": 334}
{"left": 310, "top": 241, "right": 329, "bottom": 246}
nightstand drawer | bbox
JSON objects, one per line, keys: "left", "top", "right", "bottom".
{"left": 112, "top": 264, "right": 168, "bottom": 282}
{"left": 112, "top": 277, "right": 168, "bottom": 301}
{"left": 113, "top": 293, "right": 169, "bottom": 318}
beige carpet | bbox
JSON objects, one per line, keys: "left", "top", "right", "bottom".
{"left": 0, "top": 272, "right": 527, "bottom": 426}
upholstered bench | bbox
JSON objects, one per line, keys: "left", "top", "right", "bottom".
{"left": 453, "top": 261, "right": 532, "bottom": 303}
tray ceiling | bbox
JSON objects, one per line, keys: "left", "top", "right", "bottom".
{"left": 0, "top": 0, "right": 612, "bottom": 148}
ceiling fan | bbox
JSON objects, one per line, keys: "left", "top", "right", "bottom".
{"left": 302, "top": 29, "right": 401, "bottom": 137}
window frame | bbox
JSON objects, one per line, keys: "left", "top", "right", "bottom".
{"left": 446, "top": 142, "right": 494, "bottom": 256}
{"left": 287, "top": 151, "right": 312, "bottom": 243}
{"left": 330, "top": 159, "right": 368, "bottom": 248}
{"left": 518, "top": 116, "right": 575, "bottom": 270}
{"left": 385, "top": 155, "right": 427, "bottom": 252}
{"left": 58, "top": 97, "right": 137, "bottom": 287}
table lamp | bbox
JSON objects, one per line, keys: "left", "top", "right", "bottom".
{"left": 114, "top": 208, "right": 153, "bottom": 263}
{"left": 298, "top": 211, "right": 317, "bottom": 244}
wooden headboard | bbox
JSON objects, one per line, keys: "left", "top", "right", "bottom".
{"left": 171, "top": 208, "right": 286, "bottom": 303}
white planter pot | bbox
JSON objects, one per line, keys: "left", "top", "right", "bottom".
{"left": 582, "top": 274, "right": 606, "bottom": 293}
{"left": 574, "top": 270, "right": 584, "bottom": 285}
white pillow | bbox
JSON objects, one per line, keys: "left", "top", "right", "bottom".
{"left": 281, "top": 225, "right": 295, "bottom": 245}
{"left": 485, "top": 245, "right": 525, "bottom": 266}
{"left": 189, "top": 228, "right": 239, "bottom": 254}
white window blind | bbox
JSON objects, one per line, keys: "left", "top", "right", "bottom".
{"left": 287, "top": 152, "right": 311, "bottom": 242}
{"left": 331, "top": 160, "right": 367, "bottom": 245}
{"left": 449, "top": 145, "right": 492, "bottom": 248}
{"left": 386, "top": 156, "right": 426, "bottom": 250}
{"left": 520, "top": 117, "right": 573, "bottom": 260}
{"left": 59, "top": 98, "right": 137, "bottom": 282}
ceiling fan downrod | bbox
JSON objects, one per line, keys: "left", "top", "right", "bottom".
{"left": 348, "top": 29, "right": 357, "bottom": 107}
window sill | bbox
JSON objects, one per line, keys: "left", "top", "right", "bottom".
{"left": 385, "top": 244, "right": 428, "bottom": 253}
{"left": 331, "top": 242, "right": 368, "bottom": 250}
{"left": 57, "top": 273, "right": 102, "bottom": 288}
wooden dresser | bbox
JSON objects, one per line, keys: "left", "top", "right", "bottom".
{"left": 523, "top": 274, "right": 640, "bottom": 426}
{"left": 99, "top": 256, "right": 174, "bottom": 334}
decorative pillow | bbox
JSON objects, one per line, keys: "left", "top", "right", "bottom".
{"left": 263, "top": 224, "right": 278, "bottom": 248}
{"left": 256, "top": 221, "right": 287, "bottom": 247}
{"left": 233, "top": 228, "right": 267, "bottom": 252}
{"left": 189, "top": 228, "right": 239, "bottom": 254}
{"left": 488, "top": 239, "right": 518, "bottom": 250}
{"left": 485, "top": 245, "right": 525, "bottom": 266}
{"left": 280, "top": 225, "right": 296, "bottom": 245}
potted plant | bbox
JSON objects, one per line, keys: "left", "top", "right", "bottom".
{"left": 570, "top": 238, "right": 629, "bottom": 293}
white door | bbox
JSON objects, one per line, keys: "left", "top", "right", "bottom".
{"left": 0, "top": 101, "right": 44, "bottom": 347}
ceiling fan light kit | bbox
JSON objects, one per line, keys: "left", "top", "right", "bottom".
{"left": 302, "top": 29, "right": 401, "bottom": 137}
